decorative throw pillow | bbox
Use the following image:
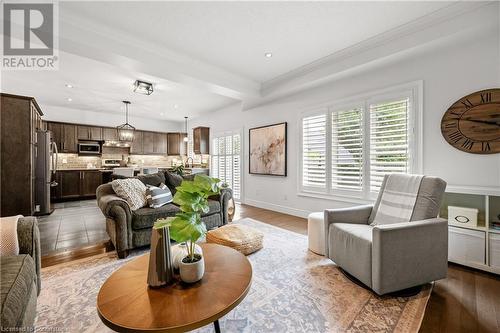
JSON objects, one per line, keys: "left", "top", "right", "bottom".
{"left": 111, "top": 178, "right": 147, "bottom": 210}
{"left": 0, "top": 215, "right": 22, "bottom": 255}
{"left": 146, "top": 183, "right": 173, "bottom": 208}
{"left": 165, "top": 171, "right": 183, "bottom": 195}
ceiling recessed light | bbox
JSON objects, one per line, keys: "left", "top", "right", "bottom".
{"left": 160, "top": 112, "right": 164, "bottom": 116}
{"left": 265, "top": 52, "right": 273, "bottom": 58}
{"left": 65, "top": 83, "right": 73, "bottom": 88}
{"left": 67, "top": 98, "right": 72, "bottom": 102}
{"left": 174, "top": 104, "right": 179, "bottom": 109}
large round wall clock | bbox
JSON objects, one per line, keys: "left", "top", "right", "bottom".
{"left": 441, "top": 88, "right": 500, "bottom": 154}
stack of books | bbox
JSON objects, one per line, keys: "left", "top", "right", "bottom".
{"left": 491, "top": 221, "right": 500, "bottom": 231}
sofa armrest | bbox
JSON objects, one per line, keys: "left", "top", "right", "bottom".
{"left": 324, "top": 205, "right": 372, "bottom": 257}
{"left": 17, "top": 217, "right": 41, "bottom": 295}
{"left": 96, "top": 184, "right": 133, "bottom": 253}
{"left": 209, "top": 188, "right": 233, "bottom": 225}
{"left": 372, "top": 218, "right": 448, "bottom": 295}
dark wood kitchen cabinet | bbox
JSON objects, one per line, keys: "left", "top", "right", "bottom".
{"left": 58, "top": 171, "right": 81, "bottom": 199}
{"left": 153, "top": 132, "right": 167, "bottom": 154}
{"left": 47, "top": 122, "right": 77, "bottom": 153}
{"left": 193, "top": 127, "right": 209, "bottom": 154}
{"left": 52, "top": 170, "right": 103, "bottom": 200}
{"left": 130, "top": 131, "right": 143, "bottom": 154}
{"left": 167, "top": 132, "right": 188, "bottom": 156}
{"left": 81, "top": 171, "right": 103, "bottom": 196}
{"left": 1, "top": 93, "right": 43, "bottom": 216}
{"left": 78, "top": 125, "right": 102, "bottom": 141}
{"left": 143, "top": 131, "right": 155, "bottom": 154}
{"left": 103, "top": 127, "right": 118, "bottom": 141}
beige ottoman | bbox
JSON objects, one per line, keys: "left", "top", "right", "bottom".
{"left": 206, "top": 224, "right": 263, "bottom": 255}
{"left": 308, "top": 212, "right": 325, "bottom": 255}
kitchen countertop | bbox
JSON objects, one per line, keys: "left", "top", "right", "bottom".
{"left": 58, "top": 166, "right": 209, "bottom": 172}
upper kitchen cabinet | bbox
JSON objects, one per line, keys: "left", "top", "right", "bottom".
{"left": 78, "top": 125, "right": 102, "bottom": 141}
{"left": 47, "top": 122, "right": 77, "bottom": 153}
{"left": 143, "top": 131, "right": 155, "bottom": 154}
{"left": 61, "top": 124, "right": 77, "bottom": 153}
{"left": 193, "top": 127, "right": 210, "bottom": 154}
{"left": 47, "top": 122, "right": 63, "bottom": 151}
{"left": 103, "top": 127, "right": 118, "bottom": 141}
{"left": 130, "top": 130, "right": 143, "bottom": 154}
{"left": 153, "top": 132, "right": 167, "bottom": 154}
{"left": 167, "top": 132, "right": 187, "bottom": 156}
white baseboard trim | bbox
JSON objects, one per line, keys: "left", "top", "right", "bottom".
{"left": 243, "top": 199, "right": 311, "bottom": 218}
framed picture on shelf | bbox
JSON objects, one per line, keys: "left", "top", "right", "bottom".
{"left": 249, "top": 122, "right": 287, "bottom": 176}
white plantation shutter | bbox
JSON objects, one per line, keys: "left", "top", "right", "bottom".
{"left": 302, "top": 114, "right": 327, "bottom": 189}
{"left": 232, "top": 134, "right": 241, "bottom": 199}
{"left": 331, "top": 108, "right": 363, "bottom": 191}
{"left": 211, "top": 133, "right": 241, "bottom": 200}
{"left": 369, "top": 98, "right": 410, "bottom": 192}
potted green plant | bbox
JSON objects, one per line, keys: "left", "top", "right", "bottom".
{"left": 170, "top": 164, "right": 185, "bottom": 176}
{"left": 154, "top": 174, "right": 221, "bottom": 283}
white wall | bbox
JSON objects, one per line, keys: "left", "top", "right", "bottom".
{"left": 190, "top": 21, "right": 500, "bottom": 217}
{"left": 42, "top": 105, "right": 183, "bottom": 132}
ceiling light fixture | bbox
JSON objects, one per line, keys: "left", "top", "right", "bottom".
{"left": 133, "top": 80, "right": 154, "bottom": 95}
{"left": 265, "top": 52, "right": 273, "bottom": 58}
{"left": 174, "top": 104, "right": 179, "bottom": 109}
{"left": 117, "top": 101, "right": 135, "bottom": 142}
{"left": 65, "top": 84, "right": 73, "bottom": 88}
{"left": 67, "top": 98, "right": 72, "bottom": 102}
{"left": 183, "top": 116, "right": 189, "bottom": 142}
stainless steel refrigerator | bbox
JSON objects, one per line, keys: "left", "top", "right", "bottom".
{"left": 35, "top": 130, "right": 58, "bottom": 215}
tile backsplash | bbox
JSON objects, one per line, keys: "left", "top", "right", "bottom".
{"left": 57, "top": 152, "right": 179, "bottom": 169}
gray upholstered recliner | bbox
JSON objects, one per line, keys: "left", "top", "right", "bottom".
{"left": 324, "top": 174, "right": 448, "bottom": 295}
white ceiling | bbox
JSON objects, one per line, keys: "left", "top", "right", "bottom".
{"left": 1, "top": 1, "right": 457, "bottom": 122}
{"left": 61, "top": 1, "right": 453, "bottom": 82}
{"left": 1, "top": 51, "right": 235, "bottom": 121}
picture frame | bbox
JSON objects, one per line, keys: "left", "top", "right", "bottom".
{"left": 249, "top": 122, "right": 287, "bottom": 176}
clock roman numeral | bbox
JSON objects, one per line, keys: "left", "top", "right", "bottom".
{"left": 448, "top": 131, "right": 463, "bottom": 144}
{"left": 444, "top": 122, "right": 456, "bottom": 129}
{"left": 480, "top": 92, "right": 492, "bottom": 103}
{"left": 461, "top": 99, "right": 474, "bottom": 109}
{"left": 481, "top": 141, "right": 491, "bottom": 151}
{"left": 461, "top": 139, "right": 474, "bottom": 150}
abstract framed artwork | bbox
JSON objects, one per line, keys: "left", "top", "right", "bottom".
{"left": 249, "top": 122, "right": 287, "bottom": 176}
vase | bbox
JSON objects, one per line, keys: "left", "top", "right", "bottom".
{"left": 179, "top": 254, "right": 205, "bottom": 283}
{"left": 171, "top": 243, "right": 203, "bottom": 270}
{"left": 147, "top": 226, "right": 174, "bottom": 287}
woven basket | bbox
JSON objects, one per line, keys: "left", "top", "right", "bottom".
{"left": 207, "top": 224, "right": 263, "bottom": 255}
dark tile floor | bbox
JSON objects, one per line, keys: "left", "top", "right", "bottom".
{"left": 38, "top": 200, "right": 108, "bottom": 256}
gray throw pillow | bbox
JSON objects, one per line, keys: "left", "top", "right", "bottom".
{"left": 146, "top": 183, "right": 173, "bottom": 208}
{"left": 165, "top": 171, "right": 183, "bottom": 195}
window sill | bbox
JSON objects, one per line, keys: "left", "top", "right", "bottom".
{"left": 297, "top": 191, "right": 373, "bottom": 205}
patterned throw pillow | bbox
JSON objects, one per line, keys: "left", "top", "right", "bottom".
{"left": 146, "top": 183, "right": 173, "bottom": 208}
{"left": 111, "top": 178, "right": 147, "bottom": 210}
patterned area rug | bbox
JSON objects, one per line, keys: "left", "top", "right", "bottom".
{"left": 36, "top": 218, "right": 431, "bottom": 333}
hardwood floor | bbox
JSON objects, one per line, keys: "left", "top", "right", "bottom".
{"left": 41, "top": 203, "right": 500, "bottom": 332}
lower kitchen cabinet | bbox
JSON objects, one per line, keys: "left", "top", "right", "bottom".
{"left": 52, "top": 170, "right": 103, "bottom": 201}
{"left": 81, "top": 171, "right": 103, "bottom": 196}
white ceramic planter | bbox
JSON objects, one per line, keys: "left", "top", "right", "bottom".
{"left": 171, "top": 243, "right": 203, "bottom": 270}
{"left": 179, "top": 254, "right": 205, "bottom": 283}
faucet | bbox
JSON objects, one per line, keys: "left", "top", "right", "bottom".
{"left": 185, "top": 157, "right": 193, "bottom": 168}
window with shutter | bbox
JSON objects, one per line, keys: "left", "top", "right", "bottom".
{"left": 369, "top": 98, "right": 410, "bottom": 192}
{"left": 299, "top": 82, "right": 421, "bottom": 201}
{"left": 211, "top": 132, "right": 241, "bottom": 200}
{"left": 331, "top": 108, "right": 363, "bottom": 191}
{"left": 302, "top": 114, "right": 327, "bottom": 190}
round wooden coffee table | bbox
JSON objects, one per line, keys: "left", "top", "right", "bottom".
{"left": 97, "top": 243, "right": 252, "bottom": 333}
